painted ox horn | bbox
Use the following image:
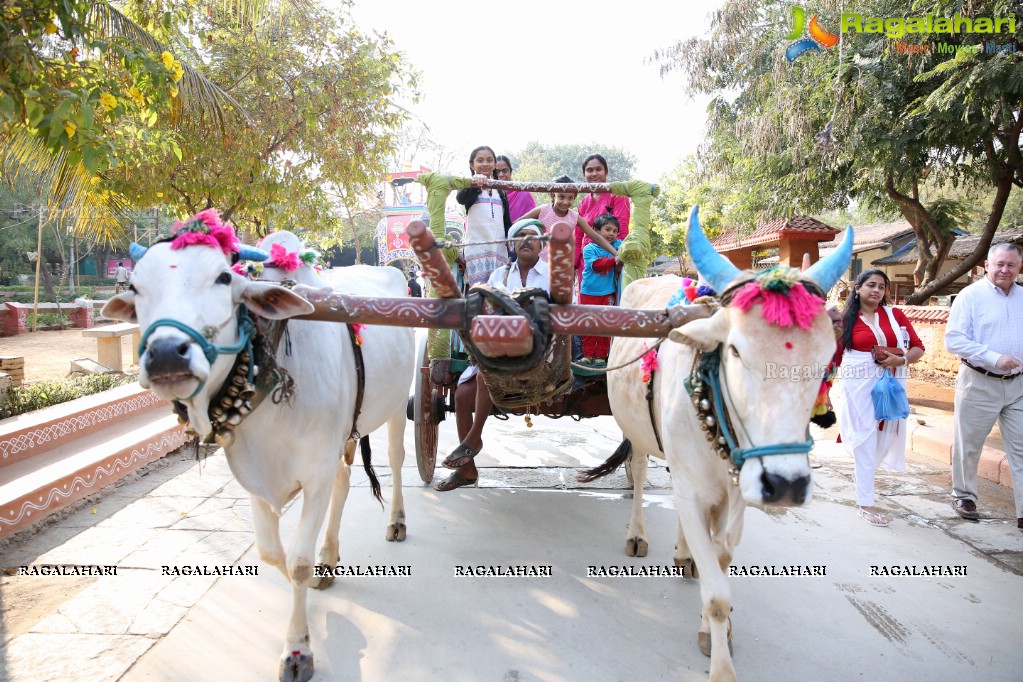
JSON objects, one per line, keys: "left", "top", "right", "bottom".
{"left": 803, "top": 225, "right": 854, "bottom": 293}
{"left": 686, "top": 206, "right": 741, "bottom": 294}
{"left": 129, "top": 242, "right": 148, "bottom": 262}
{"left": 687, "top": 207, "right": 855, "bottom": 295}
{"left": 237, "top": 244, "right": 269, "bottom": 262}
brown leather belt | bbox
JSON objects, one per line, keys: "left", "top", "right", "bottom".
{"left": 962, "top": 359, "right": 1020, "bottom": 380}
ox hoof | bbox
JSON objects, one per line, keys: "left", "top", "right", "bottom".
{"left": 699, "top": 617, "right": 732, "bottom": 654}
{"left": 698, "top": 632, "right": 711, "bottom": 657}
{"left": 386, "top": 522, "right": 407, "bottom": 542}
{"left": 311, "top": 565, "right": 335, "bottom": 590}
{"left": 674, "top": 556, "right": 698, "bottom": 579}
{"left": 279, "top": 651, "right": 313, "bottom": 682}
{"left": 625, "top": 537, "right": 648, "bottom": 557}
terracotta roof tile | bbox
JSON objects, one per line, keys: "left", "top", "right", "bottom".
{"left": 898, "top": 306, "right": 949, "bottom": 324}
{"left": 712, "top": 216, "right": 840, "bottom": 251}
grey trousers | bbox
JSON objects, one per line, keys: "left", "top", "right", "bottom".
{"left": 951, "top": 365, "right": 1023, "bottom": 517}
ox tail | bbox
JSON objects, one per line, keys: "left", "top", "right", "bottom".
{"left": 577, "top": 438, "right": 632, "bottom": 483}
{"left": 360, "top": 435, "right": 384, "bottom": 507}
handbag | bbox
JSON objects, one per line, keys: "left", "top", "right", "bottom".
{"left": 871, "top": 345, "right": 905, "bottom": 364}
{"left": 871, "top": 369, "right": 910, "bottom": 421}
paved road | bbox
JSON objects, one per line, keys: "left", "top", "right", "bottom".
{"left": 1, "top": 412, "right": 1021, "bottom": 682}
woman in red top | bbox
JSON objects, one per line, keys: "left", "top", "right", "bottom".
{"left": 575, "top": 154, "right": 630, "bottom": 282}
{"left": 832, "top": 269, "right": 925, "bottom": 527}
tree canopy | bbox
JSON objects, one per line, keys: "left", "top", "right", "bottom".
{"left": 1, "top": 0, "right": 417, "bottom": 245}
{"left": 508, "top": 141, "right": 638, "bottom": 184}
{"left": 656, "top": 0, "right": 1022, "bottom": 302}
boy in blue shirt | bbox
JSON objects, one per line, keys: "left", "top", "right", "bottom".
{"left": 578, "top": 214, "right": 623, "bottom": 365}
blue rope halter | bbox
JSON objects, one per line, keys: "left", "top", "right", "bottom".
{"left": 137, "top": 307, "right": 256, "bottom": 399}
{"left": 688, "top": 347, "right": 814, "bottom": 470}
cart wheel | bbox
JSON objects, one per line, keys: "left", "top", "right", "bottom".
{"left": 413, "top": 334, "right": 439, "bottom": 483}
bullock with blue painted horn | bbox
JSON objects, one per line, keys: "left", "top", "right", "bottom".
{"left": 591, "top": 205, "right": 852, "bottom": 681}
{"left": 103, "top": 209, "right": 416, "bottom": 682}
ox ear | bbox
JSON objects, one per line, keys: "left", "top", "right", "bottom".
{"left": 101, "top": 292, "right": 137, "bottom": 324}
{"left": 667, "top": 309, "right": 729, "bottom": 352}
{"left": 240, "top": 280, "right": 315, "bottom": 320}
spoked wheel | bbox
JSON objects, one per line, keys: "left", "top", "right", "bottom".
{"left": 413, "top": 334, "right": 441, "bottom": 483}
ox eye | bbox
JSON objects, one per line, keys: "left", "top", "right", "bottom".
{"left": 216, "top": 272, "right": 232, "bottom": 285}
{"left": 128, "top": 284, "right": 137, "bottom": 294}
{"left": 728, "top": 345, "right": 741, "bottom": 358}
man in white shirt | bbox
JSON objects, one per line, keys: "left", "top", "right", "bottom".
{"left": 114, "top": 262, "right": 129, "bottom": 294}
{"left": 945, "top": 242, "right": 1023, "bottom": 526}
{"left": 435, "top": 221, "right": 549, "bottom": 491}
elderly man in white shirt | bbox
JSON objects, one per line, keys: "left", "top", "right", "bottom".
{"left": 435, "top": 220, "right": 550, "bottom": 491}
{"left": 945, "top": 242, "right": 1023, "bottom": 526}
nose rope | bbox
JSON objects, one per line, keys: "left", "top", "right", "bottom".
{"left": 688, "top": 348, "right": 814, "bottom": 472}
{"left": 138, "top": 308, "right": 255, "bottom": 398}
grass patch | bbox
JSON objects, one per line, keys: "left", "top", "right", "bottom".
{"left": 0, "top": 374, "right": 136, "bottom": 420}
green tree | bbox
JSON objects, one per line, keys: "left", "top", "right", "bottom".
{"left": 509, "top": 141, "right": 638, "bottom": 183}
{"left": 657, "top": 0, "right": 1022, "bottom": 302}
{"left": 105, "top": 1, "right": 415, "bottom": 238}
{"left": 0, "top": 1, "right": 246, "bottom": 240}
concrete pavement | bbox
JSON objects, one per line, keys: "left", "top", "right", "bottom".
{"left": 1, "top": 413, "right": 1022, "bottom": 682}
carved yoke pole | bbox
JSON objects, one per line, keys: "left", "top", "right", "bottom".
{"left": 293, "top": 287, "right": 712, "bottom": 340}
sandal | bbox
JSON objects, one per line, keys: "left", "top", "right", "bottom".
{"left": 442, "top": 442, "right": 480, "bottom": 469}
{"left": 434, "top": 471, "right": 478, "bottom": 492}
{"left": 858, "top": 508, "right": 889, "bottom": 527}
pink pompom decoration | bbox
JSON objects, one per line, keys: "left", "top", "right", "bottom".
{"left": 351, "top": 323, "right": 365, "bottom": 346}
{"left": 684, "top": 285, "right": 698, "bottom": 303}
{"left": 731, "top": 281, "right": 824, "bottom": 330}
{"left": 170, "top": 208, "right": 238, "bottom": 255}
{"left": 681, "top": 277, "right": 693, "bottom": 287}
{"left": 231, "top": 262, "right": 247, "bottom": 276}
{"left": 640, "top": 344, "right": 659, "bottom": 383}
{"left": 269, "top": 243, "right": 302, "bottom": 272}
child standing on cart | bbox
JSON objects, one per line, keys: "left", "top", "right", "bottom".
{"left": 455, "top": 145, "right": 512, "bottom": 288}
{"left": 518, "top": 176, "right": 618, "bottom": 263}
{"left": 578, "top": 214, "right": 623, "bottom": 366}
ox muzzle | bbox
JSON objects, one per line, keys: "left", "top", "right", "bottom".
{"left": 138, "top": 312, "right": 254, "bottom": 399}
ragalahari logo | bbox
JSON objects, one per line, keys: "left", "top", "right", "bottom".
{"left": 785, "top": 7, "right": 839, "bottom": 61}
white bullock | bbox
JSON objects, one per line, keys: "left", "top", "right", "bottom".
{"left": 588, "top": 208, "right": 852, "bottom": 681}
{"left": 102, "top": 219, "right": 414, "bottom": 682}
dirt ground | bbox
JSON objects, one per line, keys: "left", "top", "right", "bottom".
{"left": 0, "top": 327, "right": 138, "bottom": 383}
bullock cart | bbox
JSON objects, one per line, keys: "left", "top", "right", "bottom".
{"left": 106, "top": 183, "right": 852, "bottom": 681}
{"left": 288, "top": 175, "right": 711, "bottom": 483}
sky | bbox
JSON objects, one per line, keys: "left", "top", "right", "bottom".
{"left": 342, "top": 0, "right": 722, "bottom": 182}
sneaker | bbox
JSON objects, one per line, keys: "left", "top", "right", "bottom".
{"left": 952, "top": 499, "right": 979, "bottom": 521}
{"left": 577, "top": 357, "right": 596, "bottom": 366}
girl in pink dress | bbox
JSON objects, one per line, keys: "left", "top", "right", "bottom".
{"left": 519, "top": 176, "right": 618, "bottom": 263}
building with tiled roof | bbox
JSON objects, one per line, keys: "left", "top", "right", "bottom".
{"left": 710, "top": 216, "right": 841, "bottom": 270}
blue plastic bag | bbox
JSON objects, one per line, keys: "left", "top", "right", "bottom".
{"left": 871, "top": 369, "right": 910, "bottom": 421}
